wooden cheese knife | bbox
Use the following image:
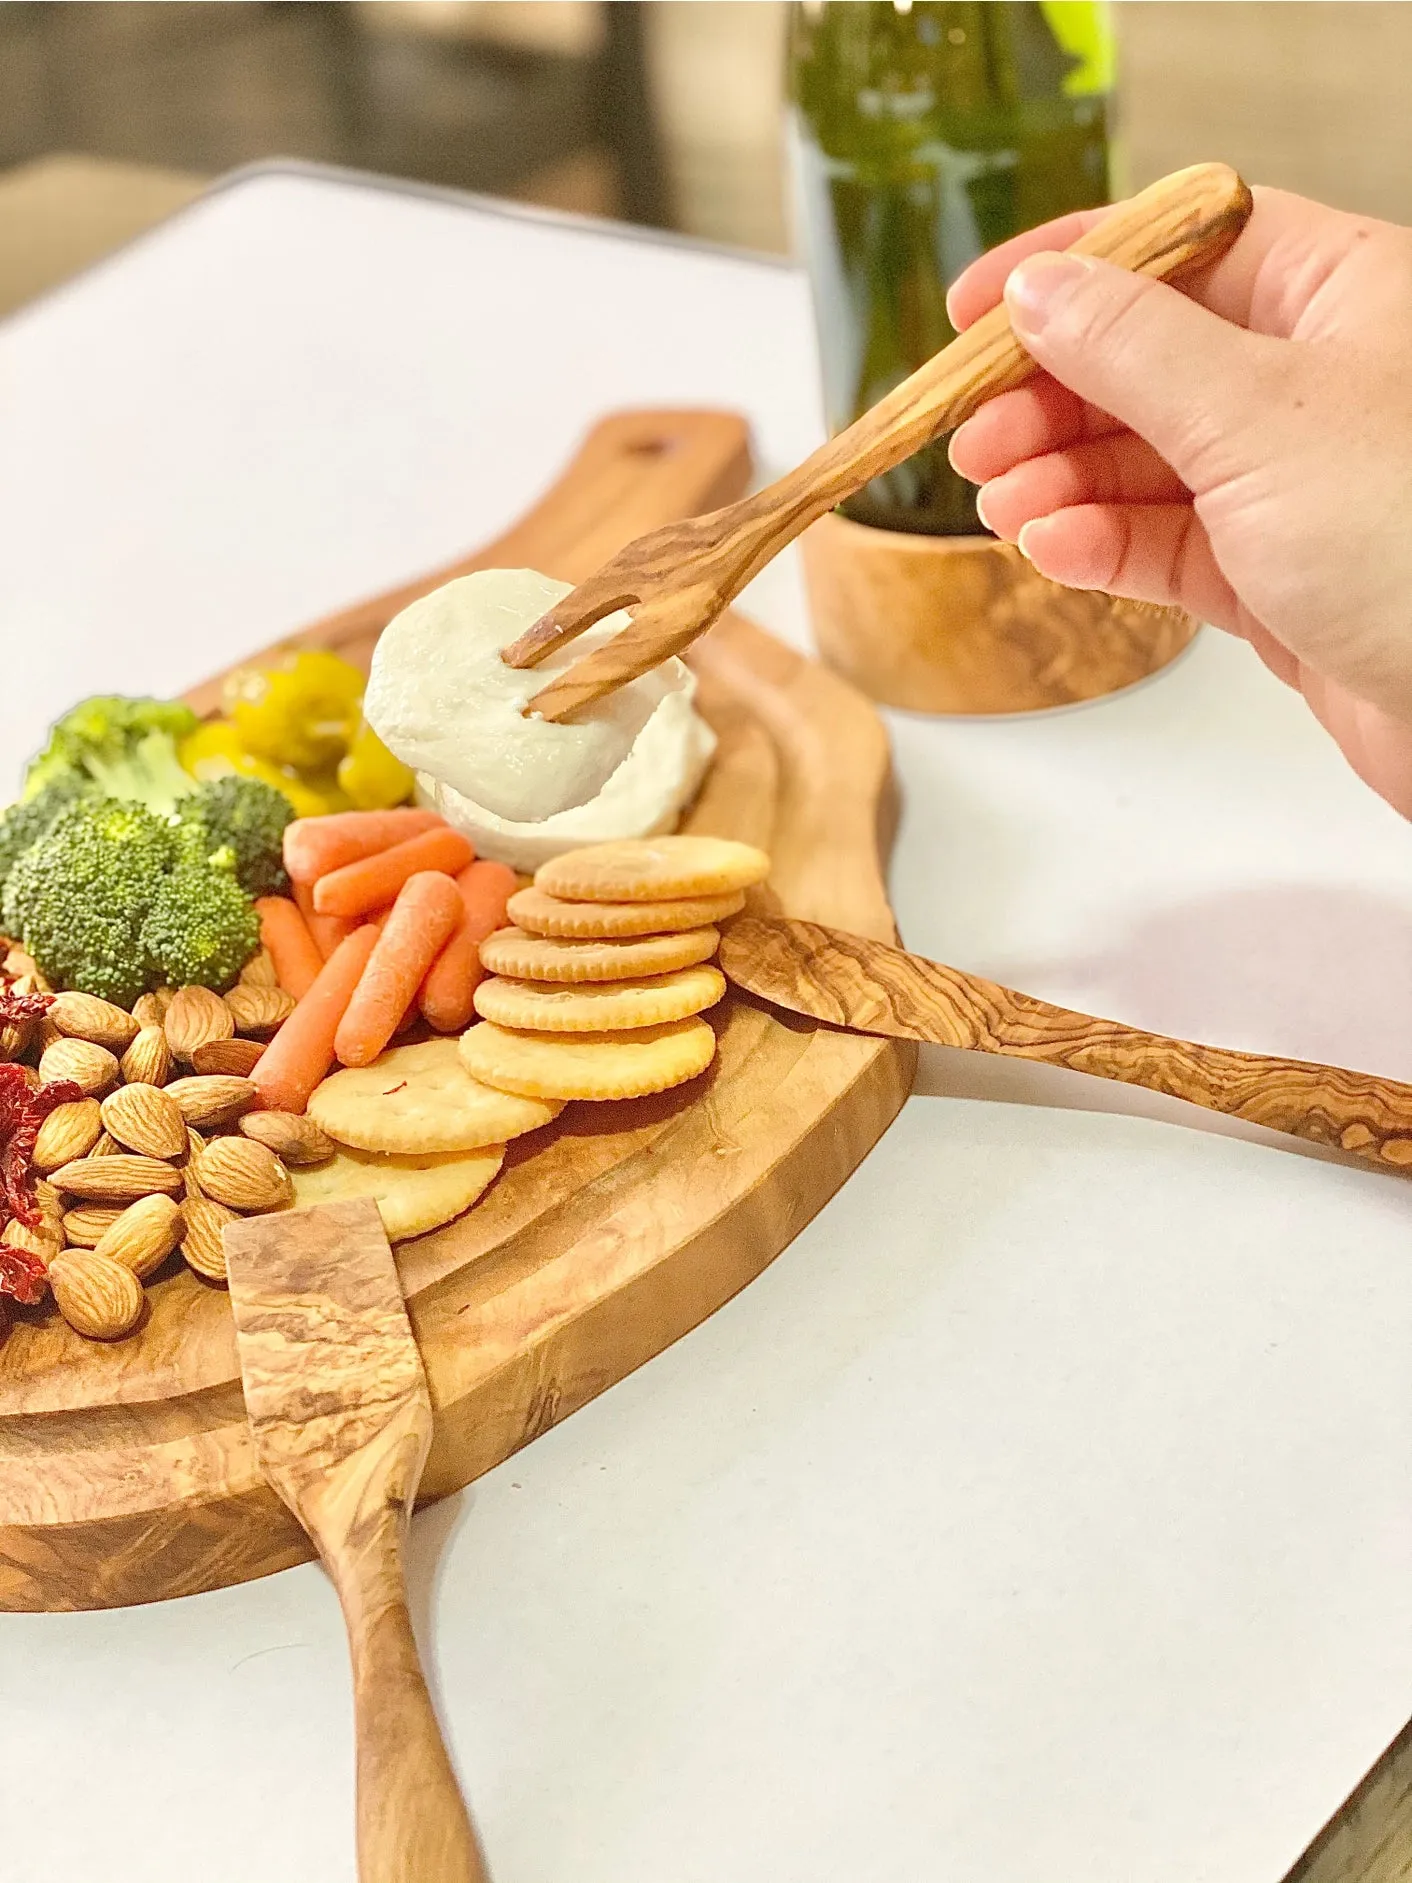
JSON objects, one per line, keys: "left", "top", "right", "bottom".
{"left": 719, "top": 913, "right": 1412, "bottom": 1172}
{"left": 225, "top": 1198, "right": 490, "bottom": 1883}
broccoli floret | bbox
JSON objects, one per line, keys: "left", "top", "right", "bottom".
{"left": 0, "top": 777, "right": 91, "bottom": 888}
{"left": 23, "top": 695, "right": 200, "bottom": 815}
{"left": 1, "top": 799, "right": 179, "bottom": 1006}
{"left": 140, "top": 852, "right": 261, "bottom": 992}
{"left": 174, "top": 775, "right": 293, "bottom": 898}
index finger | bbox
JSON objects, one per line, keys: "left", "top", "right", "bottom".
{"left": 947, "top": 185, "right": 1391, "bottom": 338}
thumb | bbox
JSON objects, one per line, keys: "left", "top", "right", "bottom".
{"left": 1003, "top": 252, "right": 1281, "bottom": 493}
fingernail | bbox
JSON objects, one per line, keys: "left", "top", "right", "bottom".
{"left": 974, "top": 485, "right": 995, "bottom": 531}
{"left": 1005, "top": 252, "right": 1094, "bottom": 333}
{"left": 1016, "top": 519, "right": 1041, "bottom": 563}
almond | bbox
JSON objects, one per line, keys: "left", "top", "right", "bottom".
{"left": 93, "top": 1194, "right": 184, "bottom": 1280}
{"left": 132, "top": 988, "right": 175, "bottom": 1029}
{"left": 0, "top": 1034, "right": 27, "bottom": 1065}
{"left": 165, "top": 1074, "right": 259, "bottom": 1129}
{"left": 238, "top": 1109, "right": 335, "bottom": 1167}
{"left": 164, "top": 985, "right": 235, "bottom": 1062}
{"left": 38, "top": 1036, "right": 119, "bottom": 1096}
{"left": 48, "top": 991, "right": 139, "bottom": 1054}
{"left": 1, "top": 1217, "right": 60, "bottom": 1268}
{"left": 48, "top": 1249, "right": 144, "bottom": 1340}
{"left": 183, "top": 1127, "right": 206, "bottom": 1200}
{"left": 0, "top": 1018, "right": 32, "bottom": 1062}
{"left": 4, "top": 945, "right": 47, "bottom": 988}
{"left": 32, "top": 1098, "right": 103, "bottom": 1172}
{"left": 35, "top": 1015, "right": 63, "bottom": 1054}
{"left": 192, "top": 1137, "right": 292, "bottom": 1213}
{"left": 223, "top": 984, "right": 296, "bottom": 1038}
{"left": 239, "top": 947, "right": 279, "bottom": 988}
{"left": 89, "top": 1131, "right": 122, "bottom": 1157}
{"left": 181, "top": 1195, "right": 235, "bottom": 1282}
{"left": 61, "top": 1204, "right": 126, "bottom": 1247}
{"left": 120, "top": 1025, "right": 173, "bottom": 1088}
{"left": 47, "top": 1154, "right": 185, "bottom": 1201}
{"left": 33, "top": 1178, "right": 65, "bottom": 1235}
{"left": 0, "top": 972, "right": 39, "bottom": 1061}
{"left": 100, "top": 1082, "right": 187, "bottom": 1159}
{"left": 191, "top": 1037, "right": 265, "bottom": 1077}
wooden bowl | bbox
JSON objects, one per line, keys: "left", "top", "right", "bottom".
{"left": 801, "top": 511, "right": 1199, "bottom": 715}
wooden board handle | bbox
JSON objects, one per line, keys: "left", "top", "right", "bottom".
{"left": 182, "top": 408, "right": 754, "bottom": 716}
{"left": 721, "top": 915, "right": 1412, "bottom": 1172}
{"left": 334, "top": 1502, "right": 489, "bottom": 1883}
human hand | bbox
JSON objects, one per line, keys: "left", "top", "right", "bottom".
{"left": 946, "top": 187, "right": 1412, "bottom": 817}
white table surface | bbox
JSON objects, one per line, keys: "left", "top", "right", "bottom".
{"left": 1, "top": 165, "right": 1410, "bottom": 1883}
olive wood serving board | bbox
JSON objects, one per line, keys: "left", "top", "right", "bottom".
{"left": 0, "top": 409, "right": 915, "bottom": 1611}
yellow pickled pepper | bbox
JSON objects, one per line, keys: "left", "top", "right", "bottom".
{"left": 178, "top": 720, "right": 341, "bottom": 817}
{"left": 224, "top": 649, "right": 365, "bottom": 773}
{"left": 337, "top": 721, "right": 415, "bottom": 809}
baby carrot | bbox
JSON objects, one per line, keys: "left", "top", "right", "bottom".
{"left": 419, "top": 859, "right": 519, "bottom": 1033}
{"left": 251, "top": 924, "right": 380, "bottom": 1113}
{"left": 253, "top": 896, "right": 325, "bottom": 1002}
{"left": 313, "top": 826, "right": 474, "bottom": 919}
{"left": 283, "top": 807, "right": 441, "bottom": 884}
{"left": 334, "top": 872, "right": 464, "bottom": 1067}
{"left": 293, "top": 878, "right": 358, "bottom": 962}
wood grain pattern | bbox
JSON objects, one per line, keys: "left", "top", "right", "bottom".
{"left": 720, "top": 915, "right": 1412, "bottom": 1170}
{"left": 503, "top": 163, "right": 1251, "bottom": 721}
{"left": 0, "top": 412, "right": 914, "bottom": 1612}
{"left": 800, "top": 513, "right": 1199, "bottom": 714}
{"left": 1280, "top": 1716, "right": 1412, "bottom": 1883}
{"left": 227, "top": 1200, "right": 486, "bottom": 1883}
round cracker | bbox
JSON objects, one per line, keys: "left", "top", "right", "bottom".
{"left": 535, "top": 836, "right": 770, "bottom": 904}
{"left": 508, "top": 886, "right": 743, "bottom": 939}
{"left": 459, "top": 1017, "right": 716, "bottom": 1101}
{"left": 479, "top": 925, "right": 721, "bottom": 984}
{"left": 290, "top": 1143, "right": 505, "bottom": 1242}
{"left": 474, "top": 965, "right": 726, "bottom": 1033}
{"left": 308, "top": 1038, "right": 561, "bottom": 1153}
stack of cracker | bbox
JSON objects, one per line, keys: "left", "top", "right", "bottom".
{"left": 460, "top": 836, "right": 770, "bottom": 1103}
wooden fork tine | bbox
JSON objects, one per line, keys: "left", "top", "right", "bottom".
{"left": 518, "top": 597, "right": 701, "bottom": 723}
{"left": 501, "top": 567, "right": 640, "bottom": 668}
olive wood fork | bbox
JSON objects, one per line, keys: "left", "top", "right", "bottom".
{"left": 501, "top": 161, "right": 1253, "bottom": 720}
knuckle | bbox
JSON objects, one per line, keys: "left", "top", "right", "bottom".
{"left": 1052, "top": 266, "right": 1157, "bottom": 360}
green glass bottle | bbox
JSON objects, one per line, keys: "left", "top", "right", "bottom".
{"left": 788, "top": 1, "right": 1113, "bottom": 536}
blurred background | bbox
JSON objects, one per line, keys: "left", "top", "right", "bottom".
{"left": 3, "top": 0, "right": 1412, "bottom": 319}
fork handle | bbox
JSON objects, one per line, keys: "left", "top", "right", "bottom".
{"left": 722, "top": 161, "right": 1253, "bottom": 594}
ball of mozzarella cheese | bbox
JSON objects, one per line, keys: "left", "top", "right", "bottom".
{"left": 364, "top": 568, "right": 715, "bottom": 871}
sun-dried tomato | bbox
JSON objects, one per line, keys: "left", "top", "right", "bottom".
{"left": 0, "top": 1245, "right": 47, "bottom": 1307}
{"left": 0, "top": 989, "right": 54, "bottom": 1026}
{"left": 0, "top": 1062, "right": 83, "bottom": 1303}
